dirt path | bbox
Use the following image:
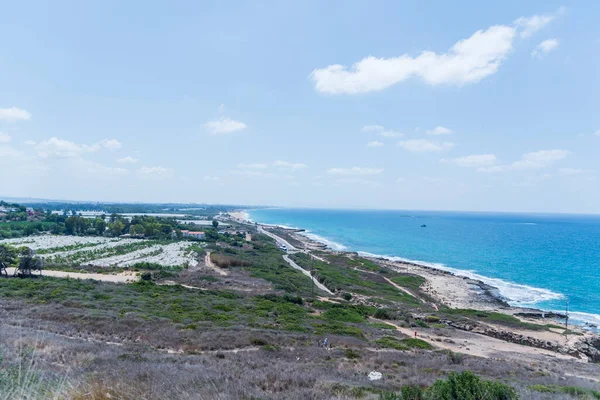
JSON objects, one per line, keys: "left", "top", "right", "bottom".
{"left": 309, "top": 252, "right": 329, "bottom": 263}
{"left": 283, "top": 254, "right": 333, "bottom": 295}
{"left": 204, "top": 252, "right": 228, "bottom": 276}
{"left": 370, "top": 318, "right": 580, "bottom": 362}
{"left": 5, "top": 268, "right": 138, "bottom": 283}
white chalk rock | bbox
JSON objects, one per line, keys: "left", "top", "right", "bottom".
{"left": 368, "top": 371, "right": 382, "bottom": 381}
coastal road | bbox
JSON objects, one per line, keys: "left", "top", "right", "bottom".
{"left": 257, "top": 226, "right": 298, "bottom": 252}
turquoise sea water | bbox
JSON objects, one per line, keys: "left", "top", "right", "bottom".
{"left": 248, "top": 208, "right": 600, "bottom": 325}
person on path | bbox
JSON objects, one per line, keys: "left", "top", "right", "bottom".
{"left": 323, "top": 337, "right": 328, "bottom": 349}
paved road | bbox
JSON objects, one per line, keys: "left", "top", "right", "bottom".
{"left": 257, "top": 226, "right": 297, "bottom": 251}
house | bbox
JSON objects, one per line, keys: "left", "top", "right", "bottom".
{"left": 181, "top": 230, "right": 205, "bottom": 239}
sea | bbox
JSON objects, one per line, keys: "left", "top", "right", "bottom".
{"left": 247, "top": 208, "right": 600, "bottom": 326}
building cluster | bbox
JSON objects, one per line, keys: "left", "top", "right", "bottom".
{"left": 180, "top": 230, "right": 205, "bottom": 239}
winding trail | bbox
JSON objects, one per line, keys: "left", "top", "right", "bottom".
{"left": 283, "top": 254, "right": 333, "bottom": 295}
{"left": 204, "top": 252, "right": 228, "bottom": 276}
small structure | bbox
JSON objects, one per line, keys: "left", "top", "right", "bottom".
{"left": 181, "top": 230, "right": 205, "bottom": 239}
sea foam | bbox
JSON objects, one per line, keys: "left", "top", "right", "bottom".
{"left": 357, "top": 251, "right": 564, "bottom": 306}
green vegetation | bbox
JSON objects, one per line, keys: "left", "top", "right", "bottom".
{"left": 381, "top": 371, "right": 518, "bottom": 400}
{"left": 391, "top": 275, "right": 426, "bottom": 291}
{"left": 529, "top": 384, "right": 600, "bottom": 398}
{"left": 444, "top": 309, "right": 551, "bottom": 331}
{"left": 0, "top": 200, "right": 225, "bottom": 240}
{"left": 376, "top": 336, "right": 433, "bottom": 350}
{"left": 290, "top": 252, "right": 423, "bottom": 306}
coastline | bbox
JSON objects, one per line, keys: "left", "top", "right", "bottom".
{"left": 231, "top": 209, "right": 599, "bottom": 328}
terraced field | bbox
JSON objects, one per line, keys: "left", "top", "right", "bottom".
{"left": 0, "top": 235, "right": 200, "bottom": 269}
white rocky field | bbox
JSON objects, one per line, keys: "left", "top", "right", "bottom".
{"left": 0, "top": 235, "right": 200, "bottom": 268}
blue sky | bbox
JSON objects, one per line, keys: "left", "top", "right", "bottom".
{"left": 1, "top": 1, "right": 599, "bottom": 213}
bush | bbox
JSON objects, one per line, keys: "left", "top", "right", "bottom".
{"left": 380, "top": 385, "right": 424, "bottom": 400}
{"left": 425, "top": 315, "right": 440, "bottom": 323}
{"left": 282, "top": 294, "right": 304, "bottom": 305}
{"left": 210, "top": 253, "right": 251, "bottom": 268}
{"left": 140, "top": 272, "right": 152, "bottom": 281}
{"left": 427, "top": 371, "right": 518, "bottom": 400}
{"left": 344, "top": 348, "right": 361, "bottom": 359}
{"left": 374, "top": 308, "right": 396, "bottom": 320}
{"left": 343, "top": 292, "right": 353, "bottom": 301}
{"left": 439, "top": 349, "right": 465, "bottom": 365}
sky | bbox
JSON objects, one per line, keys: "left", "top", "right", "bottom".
{"left": 1, "top": 0, "right": 599, "bottom": 213}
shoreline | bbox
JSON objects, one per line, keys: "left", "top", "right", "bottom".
{"left": 230, "top": 210, "right": 599, "bottom": 328}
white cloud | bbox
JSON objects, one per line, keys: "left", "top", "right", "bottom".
{"left": 398, "top": 139, "right": 454, "bottom": 152}
{"left": 204, "top": 116, "right": 247, "bottom": 135}
{"left": 478, "top": 149, "right": 569, "bottom": 172}
{"left": 312, "top": 23, "right": 516, "bottom": 94}
{"left": 0, "top": 107, "right": 31, "bottom": 122}
{"left": 379, "top": 130, "right": 403, "bottom": 138}
{"left": 532, "top": 38, "right": 559, "bottom": 58}
{"left": 594, "top": 129, "right": 600, "bottom": 137}
{"left": 100, "top": 139, "right": 122, "bottom": 150}
{"left": 367, "top": 141, "right": 384, "bottom": 148}
{"left": 327, "top": 167, "right": 384, "bottom": 176}
{"left": 425, "top": 126, "right": 453, "bottom": 135}
{"left": 139, "top": 166, "right": 172, "bottom": 177}
{"left": 361, "top": 125, "right": 385, "bottom": 133}
{"left": 362, "top": 124, "right": 403, "bottom": 138}
{"left": 396, "top": 177, "right": 407, "bottom": 183}
{"left": 514, "top": 8, "right": 563, "bottom": 38}
{"left": 441, "top": 154, "right": 497, "bottom": 167}
{"left": 238, "top": 163, "right": 268, "bottom": 170}
{"left": 24, "top": 140, "right": 36, "bottom": 145}
{"left": 37, "top": 137, "right": 93, "bottom": 158}
{"left": 512, "top": 149, "right": 569, "bottom": 169}
{"left": 273, "top": 160, "right": 308, "bottom": 169}
{"left": 117, "top": 156, "right": 139, "bottom": 164}
{"left": 36, "top": 137, "right": 122, "bottom": 158}
{"left": 312, "top": 9, "right": 563, "bottom": 94}
{"left": 0, "top": 133, "right": 11, "bottom": 143}
{"left": 204, "top": 176, "right": 221, "bottom": 181}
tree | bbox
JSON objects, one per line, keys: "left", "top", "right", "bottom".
{"left": 212, "top": 219, "right": 219, "bottom": 229}
{"left": 0, "top": 244, "right": 17, "bottom": 277}
{"left": 16, "top": 247, "right": 43, "bottom": 277}
{"left": 93, "top": 217, "right": 106, "bottom": 235}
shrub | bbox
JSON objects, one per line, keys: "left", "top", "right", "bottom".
{"left": 379, "top": 385, "right": 424, "bottom": 400}
{"left": 140, "top": 272, "right": 152, "bottom": 281}
{"left": 376, "top": 336, "right": 407, "bottom": 350}
{"left": 401, "top": 338, "right": 433, "bottom": 350}
{"left": 439, "top": 349, "right": 465, "bottom": 365}
{"left": 282, "top": 294, "right": 304, "bottom": 305}
{"left": 343, "top": 292, "right": 353, "bottom": 301}
{"left": 425, "top": 315, "right": 440, "bottom": 323}
{"left": 250, "top": 338, "right": 268, "bottom": 346}
{"left": 210, "top": 253, "right": 250, "bottom": 268}
{"left": 374, "top": 308, "right": 396, "bottom": 320}
{"left": 427, "top": 371, "right": 518, "bottom": 400}
{"left": 344, "top": 348, "right": 361, "bottom": 359}
{"left": 323, "top": 308, "right": 365, "bottom": 323}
